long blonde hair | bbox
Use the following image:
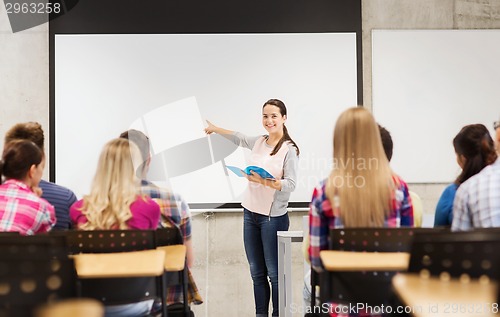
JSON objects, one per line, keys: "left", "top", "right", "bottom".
{"left": 80, "top": 138, "right": 142, "bottom": 230}
{"left": 325, "top": 107, "right": 395, "bottom": 227}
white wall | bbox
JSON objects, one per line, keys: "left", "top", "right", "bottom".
{"left": 0, "top": 6, "right": 49, "bottom": 176}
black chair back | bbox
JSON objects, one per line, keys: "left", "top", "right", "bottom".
{"left": 0, "top": 235, "right": 76, "bottom": 317}
{"left": 321, "top": 227, "right": 439, "bottom": 308}
{"left": 53, "top": 230, "right": 167, "bottom": 316}
{"left": 54, "top": 229, "right": 157, "bottom": 254}
{"left": 155, "top": 227, "right": 183, "bottom": 246}
{"left": 408, "top": 229, "right": 500, "bottom": 280}
{"left": 155, "top": 227, "right": 191, "bottom": 316}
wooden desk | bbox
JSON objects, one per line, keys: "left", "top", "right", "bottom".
{"left": 35, "top": 299, "right": 104, "bottom": 317}
{"left": 393, "top": 273, "right": 498, "bottom": 317}
{"left": 73, "top": 249, "right": 166, "bottom": 278}
{"left": 157, "top": 244, "right": 186, "bottom": 271}
{"left": 320, "top": 250, "right": 410, "bottom": 271}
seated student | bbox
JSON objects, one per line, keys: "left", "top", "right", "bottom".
{"left": 0, "top": 140, "right": 55, "bottom": 235}
{"left": 452, "top": 121, "right": 500, "bottom": 231}
{"left": 119, "top": 129, "right": 203, "bottom": 306}
{"left": 308, "top": 107, "right": 413, "bottom": 316}
{"left": 378, "top": 124, "right": 423, "bottom": 227}
{"left": 435, "top": 124, "right": 497, "bottom": 227}
{"left": 70, "top": 138, "right": 160, "bottom": 317}
{"left": 70, "top": 138, "right": 160, "bottom": 230}
{"left": 4, "top": 122, "right": 77, "bottom": 230}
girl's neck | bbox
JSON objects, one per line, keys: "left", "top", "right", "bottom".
{"left": 267, "top": 133, "right": 283, "bottom": 146}
{"left": 7, "top": 177, "right": 32, "bottom": 188}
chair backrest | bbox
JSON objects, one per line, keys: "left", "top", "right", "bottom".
{"left": 54, "top": 229, "right": 157, "bottom": 254}
{"left": 155, "top": 227, "right": 191, "bottom": 315}
{"left": 155, "top": 227, "right": 183, "bottom": 246}
{"left": 55, "top": 229, "right": 167, "bottom": 316}
{"left": 408, "top": 229, "right": 500, "bottom": 280}
{"left": 0, "top": 234, "right": 69, "bottom": 258}
{"left": 322, "top": 227, "right": 440, "bottom": 307}
{"left": 0, "top": 235, "right": 76, "bottom": 317}
{"left": 329, "top": 227, "right": 438, "bottom": 252}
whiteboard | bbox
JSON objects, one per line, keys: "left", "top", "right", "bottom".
{"left": 372, "top": 30, "right": 500, "bottom": 183}
{"left": 55, "top": 33, "right": 358, "bottom": 207}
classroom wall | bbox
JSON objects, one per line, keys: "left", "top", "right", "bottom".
{"left": 0, "top": 11, "right": 48, "bottom": 166}
{"left": 2, "top": 1, "right": 500, "bottom": 316}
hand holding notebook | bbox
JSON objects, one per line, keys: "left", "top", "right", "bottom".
{"left": 226, "top": 165, "right": 275, "bottom": 179}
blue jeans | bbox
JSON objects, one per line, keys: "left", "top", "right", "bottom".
{"left": 244, "top": 208, "right": 289, "bottom": 317}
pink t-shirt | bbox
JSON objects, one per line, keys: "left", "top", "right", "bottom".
{"left": 70, "top": 196, "right": 160, "bottom": 230}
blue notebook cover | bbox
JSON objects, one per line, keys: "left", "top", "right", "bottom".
{"left": 226, "top": 165, "right": 275, "bottom": 179}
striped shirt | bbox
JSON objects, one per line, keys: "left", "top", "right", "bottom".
{"left": 39, "top": 180, "right": 77, "bottom": 230}
{"left": 452, "top": 158, "right": 500, "bottom": 231}
{"left": 0, "top": 179, "right": 56, "bottom": 235}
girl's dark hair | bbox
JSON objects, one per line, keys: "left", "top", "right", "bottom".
{"left": 263, "top": 99, "right": 300, "bottom": 156}
{"left": 453, "top": 124, "right": 497, "bottom": 186}
{"left": 0, "top": 140, "right": 43, "bottom": 184}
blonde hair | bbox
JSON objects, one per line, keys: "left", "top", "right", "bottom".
{"left": 325, "top": 107, "right": 396, "bottom": 227}
{"left": 79, "top": 138, "right": 143, "bottom": 230}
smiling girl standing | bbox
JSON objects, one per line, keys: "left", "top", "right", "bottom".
{"left": 205, "top": 99, "right": 299, "bottom": 317}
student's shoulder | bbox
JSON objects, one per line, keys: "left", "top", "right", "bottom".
{"left": 442, "top": 183, "right": 458, "bottom": 195}
{"left": 391, "top": 174, "right": 409, "bottom": 189}
{"left": 69, "top": 199, "right": 84, "bottom": 211}
{"left": 312, "top": 179, "right": 328, "bottom": 199}
{"left": 39, "top": 180, "right": 77, "bottom": 198}
{"left": 30, "top": 194, "right": 55, "bottom": 213}
{"left": 142, "top": 180, "right": 187, "bottom": 200}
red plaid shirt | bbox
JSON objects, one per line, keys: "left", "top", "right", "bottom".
{"left": 0, "top": 179, "right": 56, "bottom": 235}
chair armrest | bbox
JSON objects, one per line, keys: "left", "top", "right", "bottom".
{"left": 157, "top": 245, "right": 186, "bottom": 271}
{"left": 320, "top": 250, "right": 410, "bottom": 271}
{"left": 73, "top": 249, "right": 166, "bottom": 278}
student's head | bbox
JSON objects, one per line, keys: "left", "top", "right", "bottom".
{"left": 262, "top": 99, "right": 300, "bottom": 156}
{"left": 81, "top": 138, "right": 142, "bottom": 230}
{"left": 326, "top": 107, "right": 393, "bottom": 227}
{"left": 453, "top": 124, "right": 497, "bottom": 185}
{"left": 378, "top": 124, "right": 393, "bottom": 162}
{"left": 119, "top": 129, "right": 151, "bottom": 177}
{"left": 4, "top": 122, "right": 45, "bottom": 151}
{"left": 92, "top": 138, "right": 142, "bottom": 191}
{"left": 0, "top": 140, "right": 44, "bottom": 187}
{"left": 332, "top": 107, "right": 389, "bottom": 166}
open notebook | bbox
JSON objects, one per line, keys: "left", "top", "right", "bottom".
{"left": 226, "top": 165, "right": 275, "bottom": 179}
